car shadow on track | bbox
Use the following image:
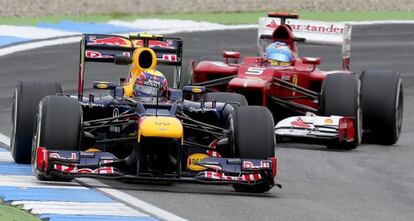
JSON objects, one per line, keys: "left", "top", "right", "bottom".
{"left": 278, "top": 143, "right": 351, "bottom": 152}
{"left": 85, "top": 179, "right": 280, "bottom": 198}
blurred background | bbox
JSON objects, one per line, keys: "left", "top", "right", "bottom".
{"left": 1, "top": 0, "right": 414, "bottom": 25}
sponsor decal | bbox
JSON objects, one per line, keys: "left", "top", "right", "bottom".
{"left": 79, "top": 102, "right": 105, "bottom": 108}
{"left": 53, "top": 160, "right": 114, "bottom": 174}
{"left": 189, "top": 107, "right": 217, "bottom": 113}
{"left": 162, "top": 54, "right": 177, "bottom": 62}
{"left": 154, "top": 121, "right": 170, "bottom": 126}
{"left": 88, "top": 36, "right": 130, "bottom": 46}
{"left": 86, "top": 51, "right": 129, "bottom": 59}
{"left": 49, "top": 152, "right": 77, "bottom": 160}
{"left": 292, "top": 74, "right": 298, "bottom": 95}
{"left": 86, "top": 50, "right": 113, "bottom": 59}
{"left": 324, "top": 118, "right": 334, "bottom": 124}
{"left": 191, "top": 87, "right": 203, "bottom": 93}
{"left": 291, "top": 117, "right": 310, "bottom": 128}
{"left": 265, "top": 19, "right": 344, "bottom": 34}
{"left": 281, "top": 75, "right": 291, "bottom": 81}
{"left": 144, "top": 78, "right": 162, "bottom": 88}
{"left": 54, "top": 165, "right": 114, "bottom": 174}
{"left": 134, "top": 39, "right": 175, "bottom": 49}
{"left": 242, "top": 160, "right": 270, "bottom": 170}
{"left": 203, "top": 171, "right": 262, "bottom": 182}
{"left": 96, "top": 83, "right": 108, "bottom": 89}
{"left": 187, "top": 153, "right": 209, "bottom": 171}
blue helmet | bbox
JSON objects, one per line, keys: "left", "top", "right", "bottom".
{"left": 265, "top": 42, "right": 293, "bottom": 66}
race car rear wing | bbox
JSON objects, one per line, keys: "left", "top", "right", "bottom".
{"left": 257, "top": 13, "right": 352, "bottom": 70}
{"left": 78, "top": 33, "right": 183, "bottom": 99}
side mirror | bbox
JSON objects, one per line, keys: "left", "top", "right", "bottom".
{"left": 182, "top": 85, "right": 206, "bottom": 94}
{"left": 114, "top": 55, "right": 132, "bottom": 65}
{"left": 302, "top": 57, "right": 321, "bottom": 65}
{"left": 93, "top": 81, "right": 117, "bottom": 90}
{"left": 223, "top": 51, "right": 240, "bottom": 59}
{"left": 222, "top": 51, "right": 240, "bottom": 64}
{"left": 302, "top": 57, "right": 320, "bottom": 71}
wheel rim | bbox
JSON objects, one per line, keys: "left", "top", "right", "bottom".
{"left": 356, "top": 106, "right": 363, "bottom": 145}
{"left": 395, "top": 79, "right": 403, "bottom": 139}
{"left": 10, "top": 88, "right": 18, "bottom": 149}
{"left": 228, "top": 115, "right": 236, "bottom": 157}
{"left": 356, "top": 80, "right": 362, "bottom": 145}
{"left": 31, "top": 103, "right": 43, "bottom": 169}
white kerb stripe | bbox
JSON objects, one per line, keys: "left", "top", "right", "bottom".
{"left": 12, "top": 201, "right": 147, "bottom": 216}
{"left": 0, "top": 175, "right": 86, "bottom": 189}
{"left": 78, "top": 178, "right": 188, "bottom": 221}
{"left": 0, "top": 151, "right": 13, "bottom": 162}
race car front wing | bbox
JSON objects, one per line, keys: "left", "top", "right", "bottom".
{"left": 34, "top": 147, "right": 279, "bottom": 188}
{"left": 275, "top": 114, "right": 355, "bottom": 145}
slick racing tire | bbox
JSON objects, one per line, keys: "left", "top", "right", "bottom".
{"left": 360, "top": 70, "right": 403, "bottom": 145}
{"left": 320, "top": 73, "right": 361, "bottom": 150}
{"left": 229, "top": 106, "right": 275, "bottom": 193}
{"left": 32, "top": 95, "right": 82, "bottom": 181}
{"left": 11, "top": 81, "right": 62, "bottom": 164}
{"left": 204, "top": 92, "right": 248, "bottom": 107}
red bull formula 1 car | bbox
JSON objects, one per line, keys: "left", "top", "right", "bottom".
{"left": 11, "top": 34, "right": 278, "bottom": 193}
{"left": 191, "top": 12, "right": 403, "bottom": 149}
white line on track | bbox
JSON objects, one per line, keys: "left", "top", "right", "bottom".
{"left": 77, "top": 178, "right": 188, "bottom": 221}
{"left": 0, "top": 36, "right": 81, "bottom": 57}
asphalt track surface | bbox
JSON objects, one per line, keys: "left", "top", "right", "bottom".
{"left": 0, "top": 25, "right": 413, "bottom": 221}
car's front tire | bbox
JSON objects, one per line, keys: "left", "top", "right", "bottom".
{"left": 360, "top": 70, "right": 403, "bottom": 145}
{"left": 11, "top": 81, "right": 61, "bottom": 164}
{"left": 320, "top": 73, "right": 361, "bottom": 150}
{"left": 32, "top": 95, "right": 82, "bottom": 181}
{"left": 229, "top": 106, "right": 275, "bottom": 193}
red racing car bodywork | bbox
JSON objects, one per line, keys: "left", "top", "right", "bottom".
{"left": 191, "top": 12, "right": 404, "bottom": 149}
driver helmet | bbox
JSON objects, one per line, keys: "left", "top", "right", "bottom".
{"left": 265, "top": 42, "right": 293, "bottom": 66}
{"left": 133, "top": 69, "right": 168, "bottom": 97}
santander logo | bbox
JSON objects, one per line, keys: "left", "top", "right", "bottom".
{"left": 265, "top": 19, "right": 344, "bottom": 34}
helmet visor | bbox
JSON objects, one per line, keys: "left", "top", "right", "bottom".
{"left": 266, "top": 52, "right": 292, "bottom": 63}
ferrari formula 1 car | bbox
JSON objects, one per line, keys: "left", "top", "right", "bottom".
{"left": 191, "top": 12, "right": 403, "bottom": 150}
{"left": 10, "top": 33, "right": 278, "bottom": 193}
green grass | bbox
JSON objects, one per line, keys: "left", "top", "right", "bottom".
{"left": 0, "top": 204, "right": 40, "bottom": 221}
{"left": 1, "top": 11, "right": 414, "bottom": 26}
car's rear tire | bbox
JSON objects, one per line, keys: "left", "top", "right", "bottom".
{"left": 204, "top": 92, "right": 248, "bottom": 107}
{"left": 360, "top": 70, "right": 403, "bottom": 145}
{"left": 11, "top": 81, "right": 62, "bottom": 164}
{"left": 32, "top": 95, "right": 82, "bottom": 181}
{"left": 229, "top": 106, "right": 275, "bottom": 193}
{"left": 320, "top": 73, "right": 361, "bottom": 150}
